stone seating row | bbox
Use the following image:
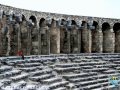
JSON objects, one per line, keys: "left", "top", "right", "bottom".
{"left": 29, "top": 74, "right": 55, "bottom": 82}
{"left": 17, "top": 63, "right": 41, "bottom": 68}
{"left": 30, "top": 69, "right": 52, "bottom": 77}
{"left": 19, "top": 67, "right": 38, "bottom": 73}
{"left": 10, "top": 73, "right": 29, "bottom": 82}
{"left": 0, "top": 69, "right": 22, "bottom": 79}
{"left": 0, "top": 66, "right": 12, "bottom": 74}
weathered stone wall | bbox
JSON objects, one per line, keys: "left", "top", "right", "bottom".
{"left": 0, "top": 4, "right": 120, "bottom": 56}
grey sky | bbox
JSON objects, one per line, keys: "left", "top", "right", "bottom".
{"left": 0, "top": 0, "right": 119, "bottom": 19}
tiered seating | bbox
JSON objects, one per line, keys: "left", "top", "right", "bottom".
{"left": 1, "top": 54, "right": 120, "bottom": 90}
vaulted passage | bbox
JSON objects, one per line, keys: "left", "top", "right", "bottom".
{"left": 92, "top": 21, "right": 103, "bottom": 53}
{"left": 113, "top": 23, "right": 120, "bottom": 53}
{"left": 102, "top": 22, "right": 115, "bottom": 53}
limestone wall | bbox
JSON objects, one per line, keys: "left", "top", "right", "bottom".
{"left": 0, "top": 4, "right": 120, "bottom": 56}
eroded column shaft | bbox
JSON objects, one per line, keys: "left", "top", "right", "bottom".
{"left": 92, "top": 29, "right": 103, "bottom": 53}
{"left": 103, "top": 30, "right": 115, "bottom": 53}
{"left": 81, "top": 28, "right": 91, "bottom": 53}
{"left": 115, "top": 31, "right": 120, "bottom": 52}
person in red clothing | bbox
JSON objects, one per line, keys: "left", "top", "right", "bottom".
{"left": 17, "top": 50, "right": 24, "bottom": 60}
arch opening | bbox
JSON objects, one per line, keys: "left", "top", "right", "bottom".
{"left": 22, "top": 15, "right": 26, "bottom": 21}
{"left": 61, "top": 19, "right": 66, "bottom": 25}
{"left": 92, "top": 21, "right": 98, "bottom": 29}
{"left": 51, "top": 19, "right": 57, "bottom": 27}
{"left": 113, "top": 23, "right": 120, "bottom": 32}
{"left": 39, "top": 18, "right": 45, "bottom": 27}
{"left": 102, "top": 22, "right": 110, "bottom": 31}
{"left": 71, "top": 20, "right": 76, "bottom": 25}
{"left": 29, "top": 15, "right": 37, "bottom": 25}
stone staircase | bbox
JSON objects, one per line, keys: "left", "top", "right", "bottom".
{"left": 0, "top": 54, "right": 120, "bottom": 90}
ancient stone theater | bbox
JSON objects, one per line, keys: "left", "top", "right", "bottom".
{"left": 1, "top": 4, "right": 120, "bottom": 90}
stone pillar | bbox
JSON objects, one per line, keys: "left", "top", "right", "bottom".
{"left": 38, "top": 27, "right": 41, "bottom": 55}
{"left": 92, "top": 26, "right": 103, "bottom": 53}
{"left": 78, "top": 29, "right": 81, "bottom": 53}
{"left": 115, "top": 30, "right": 120, "bottom": 52}
{"left": 40, "top": 26, "right": 50, "bottom": 55}
{"left": 31, "top": 27, "right": 39, "bottom": 55}
{"left": 46, "top": 30, "right": 50, "bottom": 55}
{"left": 27, "top": 25, "right": 32, "bottom": 55}
{"left": 70, "top": 26, "right": 79, "bottom": 53}
{"left": 103, "top": 26, "right": 115, "bottom": 53}
{"left": 8, "top": 23, "right": 15, "bottom": 56}
{"left": 81, "top": 22, "right": 91, "bottom": 53}
{"left": 21, "top": 21, "right": 28, "bottom": 55}
{"left": 0, "top": 19, "right": 3, "bottom": 56}
{"left": 18, "top": 24, "right": 21, "bottom": 51}
{"left": 1, "top": 15, "right": 8, "bottom": 56}
{"left": 60, "top": 26, "right": 70, "bottom": 54}
{"left": 50, "top": 20, "right": 60, "bottom": 54}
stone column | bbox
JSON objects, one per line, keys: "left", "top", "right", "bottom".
{"left": 103, "top": 26, "right": 115, "bottom": 53}
{"left": 38, "top": 27, "right": 41, "bottom": 55}
{"left": 81, "top": 22, "right": 91, "bottom": 53}
{"left": 78, "top": 29, "right": 81, "bottom": 53}
{"left": 8, "top": 23, "right": 15, "bottom": 56}
{"left": 31, "top": 27, "right": 39, "bottom": 55}
{"left": 21, "top": 21, "right": 28, "bottom": 55}
{"left": 115, "top": 30, "right": 120, "bottom": 52}
{"left": 0, "top": 19, "right": 3, "bottom": 56}
{"left": 60, "top": 26, "right": 64, "bottom": 53}
{"left": 40, "top": 26, "right": 49, "bottom": 55}
{"left": 60, "top": 26, "right": 71, "bottom": 54}
{"left": 70, "top": 26, "right": 79, "bottom": 53}
{"left": 27, "top": 25, "right": 32, "bottom": 55}
{"left": 6, "top": 28, "right": 10, "bottom": 56}
{"left": 50, "top": 20, "right": 60, "bottom": 54}
{"left": 92, "top": 25, "right": 103, "bottom": 53}
{"left": 1, "top": 15, "right": 8, "bottom": 56}
{"left": 46, "top": 29, "right": 50, "bottom": 55}
{"left": 18, "top": 23, "right": 21, "bottom": 51}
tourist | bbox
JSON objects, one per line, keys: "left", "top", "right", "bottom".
{"left": 17, "top": 50, "right": 24, "bottom": 60}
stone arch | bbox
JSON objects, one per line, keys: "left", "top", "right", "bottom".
{"left": 102, "top": 22, "right": 110, "bottom": 31}
{"left": 39, "top": 18, "right": 46, "bottom": 27}
{"left": 29, "top": 15, "right": 37, "bottom": 26}
{"left": 93, "top": 21, "right": 98, "bottom": 30}
{"left": 102, "top": 22, "right": 115, "bottom": 53}
{"left": 71, "top": 20, "right": 76, "bottom": 25}
{"left": 113, "top": 23, "right": 120, "bottom": 32}
{"left": 22, "top": 14, "right": 26, "bottom": 21}
{"left": 50, "top": 19, "right": 60, "bottom": 54}
{"left": 81, "top": 21, "right": 91, "bottom": 53}
{"left": 61, "top": 19, "right": 66, "bottom": 25}
{"left": 92, "top": 21, "right": 103, "bottom": 53}
{"left": 113, "top": 23, "right": 120, "bottom": 52}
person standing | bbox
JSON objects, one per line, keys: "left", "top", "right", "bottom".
{"left": 17, "top": 50, "right": 24, "bottom": 60}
